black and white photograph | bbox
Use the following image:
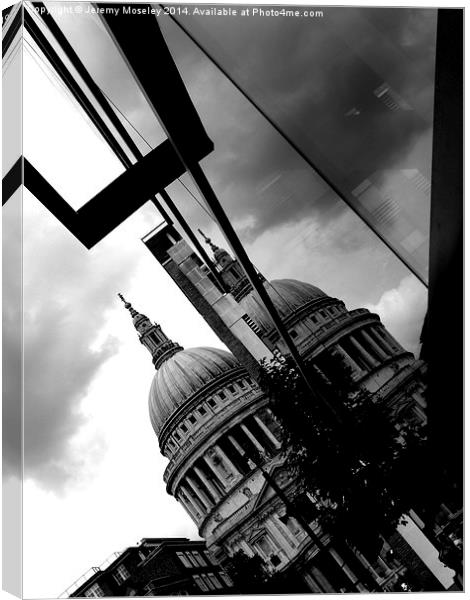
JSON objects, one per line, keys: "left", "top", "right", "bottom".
{"left": 2, "top": 1, "right": 463, "bottom": 597}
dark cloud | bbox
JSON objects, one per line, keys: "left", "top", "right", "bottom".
{"left": 2, "top": 197, "right": 23, "bottom": 483}
{"left": 159, "top": 8, "right": 435, "bottom": 243}
{"left": 5, "top": 199, "right": 139, "bottom": 492}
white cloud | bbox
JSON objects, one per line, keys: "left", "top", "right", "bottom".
{"left": 365, "top": 274, "right": 428, "bottom": 356}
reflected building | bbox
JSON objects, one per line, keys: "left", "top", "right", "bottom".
{"left": 352, "top": 169, "right": 431, "bottom": 281}
{"left": 120, "top": 296, "right": 408, "bottom": 592}
{"left": 373, "top": 82, "right": 413, "bottom": 112}
{"left": 116, "top": 225, "right": 449, "bottom": 592}
{"left": 144, "top": 225, "right": 427, "bottom": 422}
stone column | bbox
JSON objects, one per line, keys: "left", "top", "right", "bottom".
{"left": 239, "top": 540, "right": 255, "bottom": 557}
{"left": 186, "top": 474, "right": 212, "bottom": 510}
{"left": 177, "top": 486, "right": 200, "bottom": 522}
{"left": 241, "top": 423, "right": 265, "bottom": 454}
{"left": 351, "top": 546, "right": 384, "bottom": 585}
{"left": 370, "top": 327, "right": 396, "bottom": 354}
{"left": 181, "top": 482, "right": 205, "bottom": 515}
{"left": 271, "top": 516, "right": 297, "bottom": 550}
{"left": 212, "top": 444, "right": 240, "bottom": 479}
{"left": 360, "top": 329, "right": 388, "bottom": 360}
{"left": 254, "top": 414, "right": 281, "bottom": 449}
{"left": 328, "top": 547, "right": 367, "bottom": 592}
{"left": 203, "top": 455, "right": 229, "bottom": 487}
{"left": 194, "top": 465, "right": 221, "bottom": 502}
{"left": 265, "top": 519, "right": 293, "bottom": 557}
{"left": 228, "top": 434, "right": 245, "bottom": 456}
{"left": 350, "top": 335, "right": 378, "bottom": 368}
{"left": 335, "top": 343, "right": 363, "bottom": 373}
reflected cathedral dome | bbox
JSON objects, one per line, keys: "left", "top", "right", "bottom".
{"left": 239, "top": 278, "right": 327, "bottom": 333}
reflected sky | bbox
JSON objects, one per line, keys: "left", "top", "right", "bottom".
{"left": 16, "top": 6, "right": 434, "bottom": 596}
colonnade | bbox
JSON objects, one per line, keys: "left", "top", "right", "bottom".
{"left": 334, "top": 325, "right": 401, "bottom": 374}
{"left": 175, "top": 409, "right": 281, "bottom": 521}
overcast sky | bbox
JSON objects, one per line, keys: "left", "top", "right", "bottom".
{"left": 4, "top": 3, "right": 436, "bottom": 597}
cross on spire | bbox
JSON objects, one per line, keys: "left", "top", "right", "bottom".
{"left": 198, "top": 229, "right": 219, "bottom": 253}
{"left": 118, "top": 293, "right": 139, "bottom": 318}
{"left": 118, "top": 293, "right": 183, "bottom": 369}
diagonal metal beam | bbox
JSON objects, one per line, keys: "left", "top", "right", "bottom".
{"left": 102, "top": 5, "right": 343, "bottom": 426}
{"left": 2, "top": 3, "right": 22, "bottom": 57}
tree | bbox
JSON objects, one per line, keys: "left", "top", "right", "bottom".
{"left": 224, "top": 551, "right": 269, "bottom": 594}
{"left": 225, "top": 551, "right": 308, "bottom": 594}
{"left": 258, "top": 351, "right": 429, "bottom": 560}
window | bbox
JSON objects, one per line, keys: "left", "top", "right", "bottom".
{"left": 289, "top": 329, "right": 299, "bottom": 339}
{"left": 204, "top": 550, "right": 217, "bottom": 565}
{"left": 218, "top": 391, "right": 226, "bottom": 400}
{"left": 208, "top": 398, "right": 217, "bottom": 408}
{"left": 311, "top": 314, "right": 318, "bottom": 324}
{"left": 320, "top": 310, "right": 327, "bottom": 318}
{"left": 192, "top": 575, "right": 209, "bottom": 592}
{"left": 191, "top": 551, "right": 206, "bottom": 567}
{"left": 198, "top": 406, "right": 207, "bottom": 416}
{"left": 113, "top": 564, "right": 130, "bottom": 584}
{"left": 84, "top": 583, "right": 105, "bottom": 598}
{"left": 189, "top": 415, "right": 197, "bottom": 425}
{"left": 207, "top": 574, "right": 223, "bottom": 589}
{"left": 180, "top": 424, "right": 188, "bottom": 433}
{"left": 201, "top": 574, "right": 216, "bottom": 590}
{"left": 239, "top": 379, "right": 246, "bottom": 389}
{"left": 186, "top": 552, "right": 200, "bottom": 567}
{"left": 219, "top": 572, "right": 234, "bottom": 587}
{"left": 174, "top": 432, "right": 180, "bottom": 441}
{"left": 228, "top": 385, "right": 236, "bottom": 394}
{"left": 176, "top": 552, "right": 193, "bottom": 568}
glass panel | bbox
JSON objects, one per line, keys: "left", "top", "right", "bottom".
{"left": 35, "top": 2, "right": 167, "bottom": 151}
{"left": 160, "top": 8, "right": 437, "bottom": 284}
{"left": 23, "top": 1, "right": 169, "bottom": 210}
{"left": 23, "top": 34, "right": 125, "bottom": 209}
{"left": 157, "top": 10, "right": 429, "bottom": 356}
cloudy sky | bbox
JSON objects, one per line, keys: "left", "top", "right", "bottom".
{"left": 4, "top": 2, "right": 435, "bottom": 597}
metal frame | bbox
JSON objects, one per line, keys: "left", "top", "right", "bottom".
{"left": 102, "top": 5, "right": 343, "bottom": 426}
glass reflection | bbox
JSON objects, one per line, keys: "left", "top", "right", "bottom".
{"left": 160, "top": 7, "right": 436, "bottom": 283}
{"left": 158, "top": 9, "right": 429, "bottom": 355}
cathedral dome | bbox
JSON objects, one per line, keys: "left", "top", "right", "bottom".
{"left": 149, "top": 347, "right": 240, "bottom": 436}
{"left": 239, "top": 278, "right": 327, "bottom": 332}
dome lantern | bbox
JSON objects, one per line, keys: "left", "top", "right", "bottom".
{"left": 118, "top": 293, "right": 183, "bottom": 369}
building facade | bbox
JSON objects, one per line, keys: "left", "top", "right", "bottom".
{"left": 66, "top": 538, "right": 234, "bottom": 597}
{"left": 197, "top": 231, "right": 427, "bottom": 422}
{"left": 119, "top": 225, "right": 446, "bottom": 592}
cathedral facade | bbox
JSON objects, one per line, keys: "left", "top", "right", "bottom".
{"left": 119, "top": 228, "right": 434, "bottom": 592}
